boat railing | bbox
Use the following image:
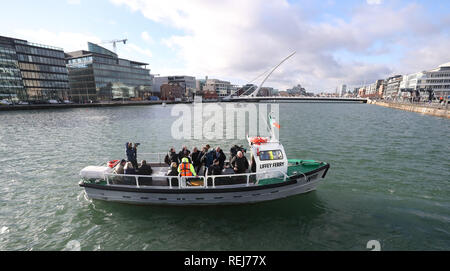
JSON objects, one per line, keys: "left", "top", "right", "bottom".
{"left": 103, "top": 169, "right": 289, "bottom": 189}
{"left": 137, "top": 151, "right": 252, "bottom": 165}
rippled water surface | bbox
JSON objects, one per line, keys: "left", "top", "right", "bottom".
{"left": 0, "top": 103, "right": 449, "bottom": 250}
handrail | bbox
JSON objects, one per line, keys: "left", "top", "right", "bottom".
{"left": 103, "top": 169, "right": 290, "bottom": 189}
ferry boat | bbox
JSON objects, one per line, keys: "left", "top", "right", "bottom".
{"left": 79, "top": 115, "right": 330, "bottom": 205}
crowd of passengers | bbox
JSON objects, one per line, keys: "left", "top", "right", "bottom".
{"left": 112, "top": 142, "right": 255, "bottom": 178}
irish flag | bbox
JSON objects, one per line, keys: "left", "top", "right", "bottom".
{"left": 269, "top": 115, "right": 280, "bottom": 129}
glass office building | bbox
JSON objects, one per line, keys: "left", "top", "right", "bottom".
{"left": 66, "top": 42, "right": 153, "bottom": 102}
{"left": 0, "top": 35, "right": 69, "bottom": 103}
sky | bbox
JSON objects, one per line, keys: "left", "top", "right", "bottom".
{"left": 1, "top": 0, "right": 450, "bottom": 92}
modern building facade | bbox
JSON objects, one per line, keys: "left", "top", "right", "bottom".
{"left": 384, "top": 75, "right": 403, "bottom": 100}
{"left": 423, "top": 62, "right": 450, "bottom": 98}
{"left": 66, "top": 42, "right": 153, "bottom": 102}
{"left": 153, "top": 75, "right": 196, "bottom": 96}
{"left": 0, "top": 35, "right": 69, "bottom": 103}
{"left": 203, "top": 79, "right": 231, "bottom": 97}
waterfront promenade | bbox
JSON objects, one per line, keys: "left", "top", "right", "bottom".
{"left": 368, "top": 99, "right": 450, "bottom": 119}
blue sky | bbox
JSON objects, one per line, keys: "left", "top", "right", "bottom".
{"left": 1, "top": 0, "right": 449, "bottom": 92}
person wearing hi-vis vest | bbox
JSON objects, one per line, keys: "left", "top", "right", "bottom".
{"left": 178, "top": 157, "right": 197, "bottom": 176}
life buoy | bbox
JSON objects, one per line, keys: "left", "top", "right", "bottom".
{"left": 250, "top": 136, "right": 268, "bottom": 145}
{"left": 107, "top": 160, "right": 120, "bottom": 168}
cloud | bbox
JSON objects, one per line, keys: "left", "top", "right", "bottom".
{"left": 110, "top": 0, "right": 450, "bottom": 91}
{"left": 125, "top": 43, "right": 153, "bottom": 58}
{"left": 366, "top": 0, "right": 382, "bottom": 5}
{"left": 10, "top": 29, "right": 101, "bottom": 52}
{"left": 141, "top": 31, "right": 154, "bottom": 44}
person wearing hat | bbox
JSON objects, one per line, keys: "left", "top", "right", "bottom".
{"left": 178, "top": 157, "right": 197, "bottom": 177}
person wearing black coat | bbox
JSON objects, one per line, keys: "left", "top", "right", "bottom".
{"left": 207, "top": 159, "right": 222, "bottom": 176}
{"left": 190, "top": 147, "right": 202, "bottom": 175}
{"left": 126, "top": 142, "right": 138, "bottom": 168}
{"left": 213, "top": 147, "right": 226, "bottom": 170}
{"left": 230, "top": 151, "right": 249, "bottom": 174}
{"left": 137, "top": 160, "right": 153, "bottom": 175}
{"left": 137, "top": 160, "right": 153, "bottom": 185}
{"left": 178, "top": 146, "right": 190, "bottom": 163}
{"left": 164, "top": 148, "right": 179, "bottom": 166}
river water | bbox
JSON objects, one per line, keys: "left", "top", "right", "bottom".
{"left": 0, "top": 103, "right": 449, "bottom": 250}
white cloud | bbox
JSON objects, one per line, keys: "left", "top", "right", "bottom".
{"left": 110, "top": 0, "right": 450, "bottom": 91}
{"left": 10, "top": 29, "right": 101, "bottom": 52}
{"left": 366, "top": 0, "right": 382, "bottom": 5}
{"left": 125, "top": 43, "right": 153, "bottom": 58}
{"left": 141, "top": 31, "right": 154, "bottom": 44}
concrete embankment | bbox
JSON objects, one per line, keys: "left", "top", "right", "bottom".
{"left": 368, "top": 100, "right": 450, "bottom": 119}
{"left": 0, "top": 100, "right": 191, "bottom": 111}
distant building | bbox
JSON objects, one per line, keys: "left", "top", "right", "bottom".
{"left": 200, "top": 90, "right": 219, "bottom": 100}
{"left": 422, "top": 62, "right": 450, "bottom": 98}
{"left": 399, "top": 72, "right": 426, "bottom": 100}
{"left": 258, "top": 87, "right": 274, "bottom": 97}
{"left": 0, "top": 35, "right": 69, "bottom": 103}
{"left": 358, "top": 87, "right": 366, "bottom": 97}
{"left": 340, "top": 84, "right": 347, "bottom": 97}
{"left": 287, "top": 84, "right": 306, "bottom": 95}
{"left": 203, "top": 78, "right": 231, "bottom": 97}
{"left": 66, "top": 42, "right": 153, "bottom": 102}
{"left": 160, "top": 82, "right": 184, "bottom": 100}
{"left": 363, "top": 79, "right": 384, "bottom": 98}
{"left": 384, "top": 75, "right": 403, "bottom": 100}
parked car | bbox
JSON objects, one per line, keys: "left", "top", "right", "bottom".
{"left": 48, "top": 100, "right": 60, "bottom": 104}
{"left": 63, "top": 100, "right": 74, "bottom": 104}
{"left": 18, "top": 101, "right": 29, "bottom": 105}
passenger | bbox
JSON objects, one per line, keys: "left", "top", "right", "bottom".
{"left": 191, "top": 147, "right": 202, "bottom": 175}
{"left": 213, "top": 147, "right": 227, "bottom": 170}
{"left": 178, "top": 146, "right": 190, "bottom": 163}
{"left": 207, "top": 159, "right": 222, "bottom": 176}
{"left": 181, "top": 149, "right": 192, "bottom": 163}
{"left": 138, "top": 160, "right": 153, "bottom": 186}
{"left": 230, "top": 145, "right": 245, "bottom": 160}
{"left": 164, "top": 147, "right": 179, "bottom": 166}
{"left": 137, "top": 160, "right": 153, "bottom": 175}
{"left": 167, "top": 162, "right": 179, "bottom": 187}
{"left": 126, "top": 142, "right": 138, "bottom": 168}
{"left": 113, "top": 159, "right": 127, "bottom": 174}
{"left": 124, "top": 162, "right": 136, "bottom": 175}
{"left": 167, "top": 162, "right": 179, "bottom": 176}
{"left": 178, "top": 157, "right": 197, "bottom": 177}
{"left": 230, "top": 151, "right": 249, "bottom": 174}
{"left": 200, "top": 145, "right": 215, "bottom": 174}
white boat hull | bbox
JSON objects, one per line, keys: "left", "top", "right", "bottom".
{"left": 80, "top": 167, "right": 327, "bottom": 206}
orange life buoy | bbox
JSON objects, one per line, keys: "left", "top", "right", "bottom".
{"left": 107, "top": 160, "right": 120, "bottom": 168}
{"left": 250, "top": 136, "right": 268, "bottom": 145}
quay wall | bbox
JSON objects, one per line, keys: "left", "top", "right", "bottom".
{"left": 368, "top": 100, "right": 450, "bottom": 119}
{"left": 0, "top": 100, "right": 191, "bottom": 111}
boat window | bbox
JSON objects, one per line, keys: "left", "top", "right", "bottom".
{"left": 259, "top": 150, "right": 283, "bottom": 161}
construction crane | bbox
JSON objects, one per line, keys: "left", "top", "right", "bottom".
{"left": 100, "top": 38, "right": 127, "bottom": 54}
